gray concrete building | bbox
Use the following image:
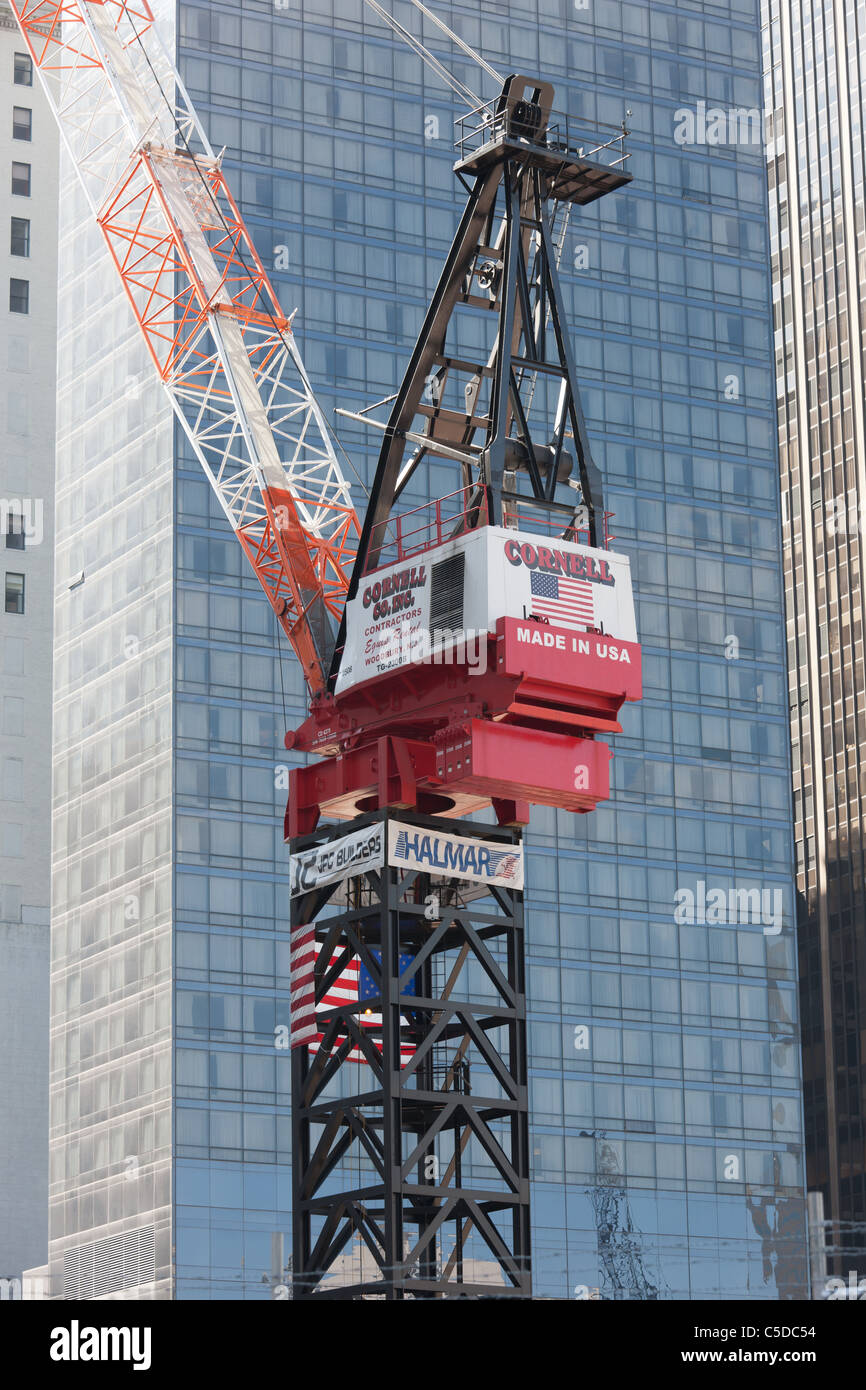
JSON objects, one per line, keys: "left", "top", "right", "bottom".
{"left": 0, "top": 0, "right": 56, "bottom": 1289}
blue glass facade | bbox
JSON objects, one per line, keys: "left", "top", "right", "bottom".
{"left": 172, "top": 0, "right": 808, "bottom": 1297}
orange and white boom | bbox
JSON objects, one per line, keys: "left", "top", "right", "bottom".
{"left": 12, "top": 0, "right": 359, "bottom": 693}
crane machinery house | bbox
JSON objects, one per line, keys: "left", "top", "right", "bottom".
{"left": 337, "top": 525, "right": 639, "bottom": 691}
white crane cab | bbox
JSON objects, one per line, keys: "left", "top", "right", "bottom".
{"left": 336, "top": 523, "right": 638, "bottom": 696}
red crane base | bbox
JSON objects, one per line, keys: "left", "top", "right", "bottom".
{"left": 285, "top": 721, "right": 611, "bottom": 838}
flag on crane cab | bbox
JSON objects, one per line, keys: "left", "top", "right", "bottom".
{"left": 290, "top": 927, "right": 415, "bottom": 1065}
{"left": 530, "top": 569, "right": 595, "bottom": 629}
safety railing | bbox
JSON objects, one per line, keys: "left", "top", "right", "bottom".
{"left": 362, "top": 489, "right": 616, "bottom": 578}
{"left": 363, "top": 486, "right": 488, "bottom": 573}
{"left": 455, "top": 97, "right": 629, "bottom": 171}
{"left": 502, "top": 500, "right": 616, "bottom": 549}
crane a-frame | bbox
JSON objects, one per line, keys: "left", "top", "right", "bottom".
{"left": 13, "top": 0, "right": 642, "bottom": 1298}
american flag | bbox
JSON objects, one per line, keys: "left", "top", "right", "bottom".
{"left": 530, "top": 570, "right": 595, "bottom": 629}
{"left": 290, "top": 927, "right": 414, "bottom": 1065}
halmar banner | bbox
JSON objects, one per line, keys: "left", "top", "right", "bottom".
{"left": 387, "top": 821, "right": 524, "bottom": 890}
{"left": 290, "top": 822, "right": 385, "bottom": 896}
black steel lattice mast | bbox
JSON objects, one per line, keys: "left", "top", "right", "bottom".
{"left": 291, "top": 811, "right": 530, "bottom": 1298}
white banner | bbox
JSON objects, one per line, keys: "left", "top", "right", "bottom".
{"left": 290, "top": 822, "right": 385, "bottom": 896}
{"left": 388, "top": 821, "right": 524, "bottom": 890}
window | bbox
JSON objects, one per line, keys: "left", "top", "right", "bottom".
{"left": 6, "top": 511, "right": 25, "bottom": 551}
{"left": 2, "top": 636, "right": 23, "bottom": 674}
{"left": 5, "top": 573, "right": 24, "bottom": 614}
{"left": 10, "top": 218, "right": 29, "bottom": 257}
{"left": 2, "top": 695, "right": 24, "bottom": 733}
{"left": 9, "top": 279, "right": 29, "bottom": 314}
{"left": 0, "top": 884, "right": 21, "bottom": 921}
{"left": 11, "top": 162, "right": 30, "bottom": 196}
{"left": 7, "top": 391, "right": 29, "bottom": 433}
{"left": 12, "top": 107, "right": 31, "bottom": 141}
{"left": 14, "top": 52, "right": 32, "bottom": 86}
{"left": 1, "top": 757, "right": 23, "bottom": 801}
{"left": 2, "top": 824, "right": 22, "bottom": 858}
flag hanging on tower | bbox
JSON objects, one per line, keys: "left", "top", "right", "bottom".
{"left": 289, "top": 927, "right": 415, "bottom": 1064}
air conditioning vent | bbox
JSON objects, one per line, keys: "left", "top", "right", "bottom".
{"left": 429, "top": 552, "right": 465, "bottom": 633}
{"left": 63, "top": 1226, "right": 155, "bottom": 1299}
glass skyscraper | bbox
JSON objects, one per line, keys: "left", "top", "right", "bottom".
{"left": 46, "top": 0, "right": 808, "bottom": 1299}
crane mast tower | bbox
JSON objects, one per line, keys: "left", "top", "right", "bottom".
{"left": 289, "top": 71, "right": 639, "bottom": 1299}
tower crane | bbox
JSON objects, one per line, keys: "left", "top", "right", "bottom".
{"left": 14, "top": 0, "right": 643, "bottom": 1297}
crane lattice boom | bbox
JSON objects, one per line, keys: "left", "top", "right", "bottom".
{"left": 12, "top": 0, "right": 359, "bottom": 693}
